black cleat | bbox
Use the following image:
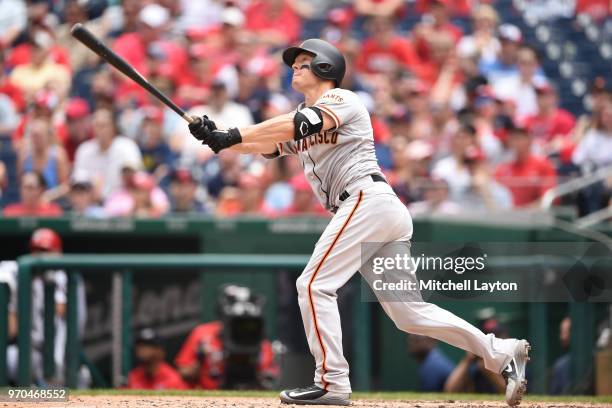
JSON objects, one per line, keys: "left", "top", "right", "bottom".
{"left": 279, "top": 384, "right": 350, "bottom": 406}
{"left": 502, "top": 339, "right": 530, "bottom": 406}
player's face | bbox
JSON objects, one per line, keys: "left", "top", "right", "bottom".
{"left": 291, "top": 53, "right": 317, "bottom": 93}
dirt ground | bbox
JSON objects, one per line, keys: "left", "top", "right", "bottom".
{"left": 2, "top": 396, "right": 609, "bottom": 408}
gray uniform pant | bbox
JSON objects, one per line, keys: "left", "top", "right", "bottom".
{"left": 296, "top": 176, "right": 517, "bottom": 393}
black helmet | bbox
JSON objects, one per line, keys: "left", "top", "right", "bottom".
{"left": 282, "top": 39, "right": 346, "bottom": 87}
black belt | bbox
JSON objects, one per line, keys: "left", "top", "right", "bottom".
{"left": 339, "top": 174, "right": 387, "bottom": 202}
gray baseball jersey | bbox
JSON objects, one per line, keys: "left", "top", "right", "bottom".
{"left": 269, "top": 88, "right": 384, "bottom": 212}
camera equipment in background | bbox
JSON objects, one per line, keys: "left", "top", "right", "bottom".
{"left": 217, "top": 284, "right": 266, "bottom": 389}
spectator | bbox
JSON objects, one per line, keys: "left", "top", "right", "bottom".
{"left": 0, "top": 92, "right": 19, "bottom": 137}
{"left": 418, "top": 31, "right": 457, "bottom": 86}
{"left": 284, "top": 173, "right": 325, "bottom": 215}
{"left": 413, "top": 0, "right": 463, "bottom": 64}
{"left": 444, "top": 319, "right": 508, "bottom": 393}
{"left": 131, "top": 172, "right": 169, "bottom": 218}
{"left": 88, "top": 68, "right": 116, "bottom": 111}
{"left": 204, "top": 7, "right": 246, "bottom": 63}
{"left": 576, "top": 0, "right": 610, "bottom": 21}
{"left": 127, "top": 328, "right": 188, "bottom": 390}
{"left": 113, "top": 3, "right": 172, "bottom": 79}
{"left": 479, "top": 24, "right": 522, "bottom": 83}
{"left": 244, "top": 0, "right": 302, "bottom": 47}
{"left": 0, "top": 0, "right": 27, "bottom": 48}
{"left": 215, "top": 186, "right": 242, "bottom": 217}
{"left": 56, "top": 0, "right": 107, "bottom": 72}
{"left": 572, "top": 103, "right": 612, "bottom": 169}
{"left": 415, "top": 0, "right": 472, "bottom": 16}
{"left": 408, "top": 177, "right": 461, "bottom": 216}
{"left": 432, "top": 125, "right": 512, "bottom": 210}
{"left": 177, "top": 0, "right": 224, "bottom": 33}
{"left": 407, "top": 334, "right": 455, "bottom": 392}
{"left": 523, "top": 83, "right": 576, "bottom": 155}
{"left": 472, "top": 86, "right": 504, "bottom": 163}
{"left": 321, "top": 7, "right": 356, "bottom": 47}
{"left": 572, "top": 103, "right": 612, "bottom": 214}
{"left": 393, "top": 78, "right": 434, "bottom": 141}
{"left": 492, "top": 45, "right": 547, "bottom": 120}
{"left": 586, "top": 78, "right": 612, "bottom": 133}
{"left": 67, "top": 171, "right": 105, "bottom": 217}
{"left": 73, "top": 107, "right": 143, "bottom": 199}
{"left": 494, "top": 125, "right": 557, "bottom": 207}
{"left": 549, "top": 317, "right": 571, "bottom": 395}
{"left": 11, "top": 90, "right": 66, "bottom": 148}
{"left": 175, "top": 43, "right": 217, "bottom": 109}
{"left": 105, "top": 169, "right": 169, "bottom": 218}
{"left": 137, "top": 106, "right": 176, "bottom": 177}
{"left": 389, "top": 138, "right": 433, "bottom": 204}
{"left": 457, "top": 5, "right": 500, "bottom": 64}
{"left": 205, "top": 150, "right": 243, "bottom": 198}
{"left": 169, "top": 168, "right": 208, "bottom": 214}
{"left": 17, "top": 116, "right": 70, "bottom": 190}
{"left": 63, "top": 98, "right": 92, "bottom": 163}
{"left": 571, "top": 79, "right": 612, "bottom": 168}
{"left": 354, "top": 0, "right": 405, "bottom": 18}
{"left": 356, "top": 16, "right": 423, "bottom": 79}
{"left": 3, "top": 171, "right": 63, "bottom": 216}
{"left": 190, "top": 81, "right": 254, "bottom": 130}
{"left": 9, "top": 30, "right": 71, "bottom": 101}
{"left": 237, "top": 173, "right": 265, "bottom": 215}
{"left": 0, "top": 55, "right": 26, "bottom": 114}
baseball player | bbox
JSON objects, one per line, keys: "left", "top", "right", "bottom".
{"left": 188, "top": 39, "right": 530, "bottom": 406}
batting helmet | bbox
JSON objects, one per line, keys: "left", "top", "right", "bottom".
{"left": 282, "top": 39, "right": 346, "bottom": 87}
{"left": 30, "top": 228, "right": 62, "bottom": 253}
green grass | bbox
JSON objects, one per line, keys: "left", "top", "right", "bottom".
{"left": 71, "top": 389, "right": 612, "bottom": 403}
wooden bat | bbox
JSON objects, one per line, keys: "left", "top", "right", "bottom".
{"left": 70, "top": 23, "right": 195, "bottom": 124}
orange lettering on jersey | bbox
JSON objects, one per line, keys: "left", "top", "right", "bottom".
{"left": 296, "top": 130, "right": 339, "bottom": 152}
{"left": 320, "top": 93, "right": 344, "bottom": 104}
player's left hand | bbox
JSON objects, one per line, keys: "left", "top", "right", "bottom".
{"left": 189, "top": 115, "right": 217, "bottom": 142}
{"left": 204, "top": 128, "right": 243, "bottom": 154}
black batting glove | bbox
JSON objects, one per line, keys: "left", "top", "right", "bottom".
{"left": 188, "top": 115, "right": 217, "bottom": 141}
{"left": 206, "top": 128, "right": 243, "bottom": 154}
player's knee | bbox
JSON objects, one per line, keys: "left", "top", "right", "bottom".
{"left": 308, "top": 281, "right": 336, "bottom": 298}
{"left": 296, "top": 274, "right": 336, "bottom": 300}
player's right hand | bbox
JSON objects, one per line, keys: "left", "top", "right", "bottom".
{"left": 189, "top": 115, "right": 217, "bottom": 141}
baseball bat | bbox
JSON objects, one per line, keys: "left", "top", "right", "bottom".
{"left": 70, "top": 23, "right": 195, "bottom": 124}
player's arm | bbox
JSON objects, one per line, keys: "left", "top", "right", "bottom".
{"left": 189, "top": 109, "right": 336, "bottom": 154}
{"left": 228, "top": 142, "right": 279, "bottom": 155}
{"left": 238, "top": 109, "right": 336, "bottom": 144}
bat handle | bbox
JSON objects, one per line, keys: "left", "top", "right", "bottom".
{"left": 183, "top": 114, "right": 197, "bottom": 124}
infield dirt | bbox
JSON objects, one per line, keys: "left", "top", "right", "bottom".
{"left": 2, "top": 396, "right": 610, "bottom": 408}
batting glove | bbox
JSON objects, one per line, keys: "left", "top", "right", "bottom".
{"left": 205, "top": 128, "right": 243, "bottom": 154}
{"left": 188, "top": 115, "right": 217, "bottom": 141}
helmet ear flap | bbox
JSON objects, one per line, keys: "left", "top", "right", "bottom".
{"left": 317, "top": 63, "right": 332, "bottom": 73}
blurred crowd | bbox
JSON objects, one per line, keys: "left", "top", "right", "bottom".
{"left": 0, "top": 0, "right": 611, "bottom": 218}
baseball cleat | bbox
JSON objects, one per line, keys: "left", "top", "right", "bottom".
{"left": 502, "top": 339, "right": 530, "bottom": 406}
{"left": 280, "top": 385, "right": 350, "bottom": 406}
